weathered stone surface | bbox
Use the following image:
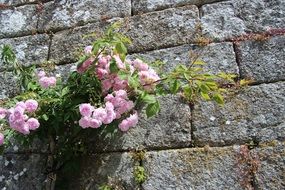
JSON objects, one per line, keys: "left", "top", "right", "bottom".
{"left": 130, "top": 42, "right": 238, "bottom": 74}
{"left": 126, "top": 5, "right": 199, "bottom": 52}
{"left": 0, "top": 34, "right": 50, "bottom": 70}
{"left": 3, "top": 137, "right": 49, "bottom": 154}
{"left": 143, "top": 146, "right": 243, "bottom": 189}
{"left": 132, "top": 0, "right": 227, "bottom": 13}
{"left": 60, "top": 152, "right": 136, "bottom": 190}
{"left": 0, "top": 72, "right": 20, "bottom": 99}
{"left": 0, "top": 5, "right": 38, "bottom": 38}
{"left": 51, "top": 63, "right": 77, "bottom": 81}
{"left": 254, "top": 141, "right": 285, "bottom": 189}
{"left": 238, "top": 36, "right": 285, "bottom": 83}
{"left": 201, "top": 0, "right": 285, "bottom": 40}
{"left": 38, "top": 0, "right": 131, "bottom": 32}
{"left": 49, "top": 21, "right": 108, "bottom": 64}
{"left": 193, "top": 82, "right": 285, "bottom": 146}
{"left": 0, "top": 153, "right": 47, "bottom": 190}
{"left": 50, "top": 5, "right": 199, "bottom": 64}
{"left": 88, "top": 95, "right": 191, "bottom": 152}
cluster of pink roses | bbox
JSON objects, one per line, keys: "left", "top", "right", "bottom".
{"left": 77, "top": 53, "right": 129, "bottom": 94}
{"left": 76, "top": 46, "right": 161, "bottom": 132}
{"left": 98, "top": 55, "right": 129, "bottom": 94}
{"left": 77, "top": 46, "right": 160, "bottom": 93}
{"left": 37, "top": 71, "right": 57, "bottom": 89}
{"left": 133, "top": 59, "right": 161, "bottom": 92}
{"left": 78, "top": 90, "right": 138, "bottom": 132}
{"left": 0, "top": 99, "right": 40, "bottom": 145}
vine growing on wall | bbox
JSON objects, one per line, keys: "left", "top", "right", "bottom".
{"left": 0, "top": 23, "right": 237, "bottom": 185}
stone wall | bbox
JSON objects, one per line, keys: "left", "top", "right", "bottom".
{"left": 0, "top": 0, "right": 284, "bottom": 189}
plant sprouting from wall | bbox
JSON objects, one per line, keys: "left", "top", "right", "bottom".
{"left": 0, "top": 23, "right": 237, "bottom": 182}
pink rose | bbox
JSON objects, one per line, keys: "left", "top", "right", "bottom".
{"left": 114, "top": 55, "right": 125, "bottom": 69}
{"left": 132, "top": 59, "right": 149, "bottom": 71}
{"left": 79, "top": 103, "right": 94, "bottom": 117}
{"left": 96, "top": 68, "right": 108, "bottom": 79}
{"left": 39, "top": 77, "right": 50, "bottom": 88}
{"left": 89, "top": 119, "right": 102, "bottom": 128}
{"left": 25, "top": 99, "right": 38, "bottom": 113}
{"left": 84, "top": 45, "right": 92, "bottom": 54}
{"left": 93, "top": 108, "right": 107, "bottom": 122}
{"left": 118, "top": 112, "right": 138, "bottom": 132}
{"left": 79, "top": 117, "right": 90, "bottom": 128}
{"left": 98, "top": 56, "right": 109, "bottom": 68}
{"left": 37, "top": 71, "right": 46, "bottom": 78}
{"left": 27, "top": 118, "right": 40, "bottom": 130}
{"left": 77, "top": 57, "right": 95, "bottom": 73}
{"left": 48, "top": 77, "right": 57, "bottom": 87}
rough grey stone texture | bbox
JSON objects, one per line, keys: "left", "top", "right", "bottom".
{"left": 201, "top": 0, "right": 285, "bottom": 40}
{"left": 3, "top": 137, "right": 49, "bottom": 154}
{"left": 193, "top": 82, "right": 285, "bottom": 146}
{"left": 0, "top": 5, "right": 38, "bottom": 38}
{"left": 254, "top": 142, "right": 285, "bottom": 189}
{"left": 63, "top": 152, "right": 137, "bottom": 190}
{"left": 0, "top": 72, "right": 20, "bottom": 99}
{"left": 49, "top": 21, "right": 108, "bottom": 64}
{"left": 51, "top": 63, "right": 77, "bottom": 81}
{"left": 0, "top": 34, "right": 50, "bottom": 70}
{"left": 238, "top": 36, "right": 285, "bottom": 83}
{"left": 126, "top": 5, "right": 199, "bottom": 52}
{"left": 143, "top": 146, "right": 243, "bottom": 190}
{"left": 132, "top": 0, "right": 227, "bottom": 13}
{"left": 0, "top": 153, "right": 47, "bottom": 190}
{"left": 130, "top": 42, "right": 238, "bottom": 74}
{"left": 50, "top": 5, "right": 199, "bottom": 64}
{"left": 88, "top": 95, "right": 191, "bottom": 152}
{"left": 38, "top": 0, "right": 131, "bottom": 32}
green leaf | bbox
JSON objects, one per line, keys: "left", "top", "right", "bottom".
{"left": 193, "top": 60, "right": 205, "bottom": 65}
{"left": 170, "top": 80, "right": 180, "bottom": 94}
{"left": 174, "top": 64, "right": 187, "bottom": 72}
{"left": 156, "top": 83, "right": 167, "bottom": 95}
{"left": 218, "top": 72, "right": 236, "bottom": 82}
{"left": 42, "top": 114, "right": 49, "bottom": 121}
{"left": 239, "top": 79, "right": 252, "bottom": 86}
{"left": 183, "top": 73, "right": 190, "bottom": 81}
{"left": 1, "top": 45, "right": 16, "bottom": 64}
{"left": 205, "top": 81, "right": 218, "bottom": 90}
{"left": 200, "top": 83, "right": 210, "bottom": 93}
{"left": 142, "top": 94, "right": 156, "bottom": 104}
{"left": 183, "top": 86, "right": 192, "bottom": 99}
{"left": 27, "top": 82, "right": 37, "bottom": 91}
{"left": 118, "top": 71, "right": 128, "bottom": 80}
{"left": 146, "top": 100, "right": 160, "bottom": 118}
{"left": 115, "top": 42, "right": 127, "bottom": 55}
{"left": 61, "top": 87, "right": 70, "bottom": 97}
{"left": 200, "top": 92, "right": 210, "bottom": 100}
{"left": 109, "top": 58, "right": 119, "bottom": 73}
{"left": 213, "top": 93, "right": 224, "bottom": 105}
{"left": 128, "top": 76, "right": 139, "bottom": 88}
{"left": 92, "top": 43, "right": 100, "bottom": 55}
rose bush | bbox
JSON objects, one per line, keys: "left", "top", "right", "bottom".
{"left": 0, "top": 23, "right": 237, "bottom": 175}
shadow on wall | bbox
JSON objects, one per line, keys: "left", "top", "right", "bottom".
{"left": 55, "top": 95, "right": 192, "bottom": 189}
{"left": 55, "top": 141, "right": 137, "bottom": 189}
